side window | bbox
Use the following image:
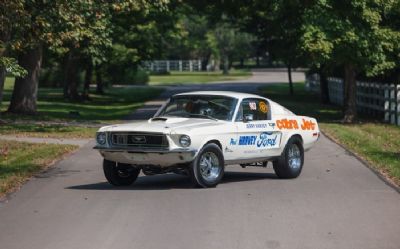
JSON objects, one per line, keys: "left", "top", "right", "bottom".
{"left": 236, "top": 98, "right": 270, "bottom": 121}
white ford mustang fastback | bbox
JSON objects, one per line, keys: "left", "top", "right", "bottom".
{"left": 94, "top": 91, "right": 319, "bottom": 188}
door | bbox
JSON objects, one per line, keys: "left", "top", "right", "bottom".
{"left": 233, "top": 98, "right": 281, "bottom": 159}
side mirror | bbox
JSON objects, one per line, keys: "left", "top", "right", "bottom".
{"left": 243, "top": 114, "right": 254, "bottom": 122}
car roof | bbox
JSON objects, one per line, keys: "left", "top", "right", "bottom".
{"left": 173, "top": 91, "right": 265, "bottom": 100}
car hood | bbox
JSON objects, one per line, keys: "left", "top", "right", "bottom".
{"left": 99, "top": 117, "right": 226, "bottom": 134}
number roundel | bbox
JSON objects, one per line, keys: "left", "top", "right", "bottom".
{"left": 259, "top": 101, "right": 268, "bottom": 113}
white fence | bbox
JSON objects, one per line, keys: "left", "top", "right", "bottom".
{"left": 306, "top": 74, "right": 400, "bottom": 125}
{"left": 143, "top": 60, "right": 202, "bottom": 72}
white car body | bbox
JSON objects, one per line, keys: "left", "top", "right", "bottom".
{"left": 94, "top": 91, "right": 319, "bottom": 169}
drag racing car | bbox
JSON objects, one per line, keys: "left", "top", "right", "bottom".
{"left": 94, "top": 91, "right": 319, "bottom": 188}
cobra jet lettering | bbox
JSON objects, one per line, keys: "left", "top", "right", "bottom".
{"left": 301, "top": 119, "right": 316, "bottom": 130}
{"left": 276, "top": 119, "right": 299, "bottom": 130}
{"left": 239, "top": 135, "right": 257, "bottom": 145}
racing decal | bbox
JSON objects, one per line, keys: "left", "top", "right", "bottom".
{"left": 249, "top": 102, "right": 257, "bottom": 110}
{"left": 256, "top": 132, "right": 279, "bottom": 147}
{"left": 225, "top": 147, "right": 233, "bottom": 152}
{"left": 276, "top": 119, "right": 299, "bottom": 129}
{"left": 301, "top": 119, "right": 316, "bottom": 130}
{"left": 238, "top": 132, "right": 281, "bottom": 148}
{"left": 239, "top": 135, "right": 257, "bottom": 145}
{"left": 245, "top": 122, "right": 276, "bottom": 129}
{"left": 259, "top": 101, "right": 268, "bottom": 113}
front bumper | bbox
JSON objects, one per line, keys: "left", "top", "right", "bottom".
{"left": 93, "top": 146, "right": 197, "bottom": 167}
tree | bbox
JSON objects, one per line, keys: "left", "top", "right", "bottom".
{"left": 0, "top": 0, "right": 27, "bottom": 109}
{"left": 301, "top": 0, "right": 400, "bottom": 122}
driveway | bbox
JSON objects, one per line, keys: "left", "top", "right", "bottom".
{"left": 0, "top": 71, "right": 399, "bottom": 249}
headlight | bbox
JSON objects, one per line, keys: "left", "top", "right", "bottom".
{"left": 96, "top": 132, "right": 107, "bottom": 145}
{"left": 179, "top": 135, "right": 191, "bottom": 147}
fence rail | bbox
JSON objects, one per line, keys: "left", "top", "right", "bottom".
{"left": 143, "top": 60, "right": 202, "bottom": 72}
{"left": 305, "top": 74, "right": 400, "bottom": 126}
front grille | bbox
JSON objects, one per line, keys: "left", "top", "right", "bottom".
{"left": 109, "top": 132, "right": 168, "bottom": 148}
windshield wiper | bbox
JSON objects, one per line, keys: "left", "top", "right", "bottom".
{"left": 188, "top": 114, "right": 218, "bottom": 121}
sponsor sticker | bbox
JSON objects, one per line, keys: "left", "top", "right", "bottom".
{"left": 237, "top": 132, "right": 281, "bottom": 148}
{"left": 245, "top": 123, "right": 275, "bottom": 129}
{"left": 249, "top": 102, "right": 257, "bottom": 110}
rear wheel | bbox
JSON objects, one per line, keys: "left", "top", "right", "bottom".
{"left": 273, "top": 136, "right": 304, "bottom": 179}
{"left": 189, "top": 143, "right": 224, "bottom": 188}
{"left": 103, "top": 159, "right": 140, "bottom": 186}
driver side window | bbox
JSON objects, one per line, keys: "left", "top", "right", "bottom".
{"left": 236, "top": 98, "right": 270, "bottom": 121}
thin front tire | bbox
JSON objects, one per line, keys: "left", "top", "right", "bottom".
{"left": 103, "top": 159, "right": 140, "bottom": 186}
{"left": 189, "top": 143, "right": 224, "bottom": 188}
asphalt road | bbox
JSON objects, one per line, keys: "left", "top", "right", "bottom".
{"left": 1, "top": 71, "right": 399, "bottom": 249}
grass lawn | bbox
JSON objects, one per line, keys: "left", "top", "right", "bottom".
{"left": 1, "top": 78, "right": 163, "bottom": 122}
{"left": 0, "top": 139, "right": 78, "bottom": 197}
{"left": 0, "top": 78, "right": 163, "bottom": 138}
{"left": 0, "top": 123, "right": 98, "bottom": 139}
{"left": 149, "top": 69, "right": 251, "bottom": 85}
{"left": 259, "top": 82, "right": 400, "bottom": 187}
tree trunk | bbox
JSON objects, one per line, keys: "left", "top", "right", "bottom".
{"left": 63, "top": 51, "right": 80, "bottom": 100}
{"left": 319, "top": 65, "right": 330, "bottom": 104}
{"left": 287, "top": 63, "right": 294, "bottom": 96}
{"left": 8, "top": 45, "right": 42, "bottom": 114}
{"left": 96, "top": 65, "right": 104, "bottom": 94}
{"left": 222, "top": 55, "right": 229, "bottom": 75}
{"left": 240, "top": 58, "right": 244, "bottom": 67}
{"left": 343, "top": 63, "right": 357, "bottom": 123}
{"left": 0, "top": 65, "right": 5, "bottom": 106}
{"left": 82, "top": 59, "right": 93, "bottom": 100}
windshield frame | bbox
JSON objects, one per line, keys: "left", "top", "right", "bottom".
{"left": 154, "top": 94, "right": 239, "bottom": 122}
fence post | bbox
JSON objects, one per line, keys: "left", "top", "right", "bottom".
{"left": 166, "top": 61, "right": 170, "bottom": 72}
{"left": 390, "top": 85, "right": 395, "bottom": 124}
{"left": 198, "top": 60, "right": 201, "bottom": 71}
{"left": 384, "top": 84, "right": 390, "bottom": 122}
{"left": 189, "top": 60, "right": 193, "bottom": 72}
{"left": 179, "top": 60, "right": 182, "bottom": 71}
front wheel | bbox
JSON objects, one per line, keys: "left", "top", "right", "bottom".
{"left": 103, "top": 159, "right": 140, "bottom": 186}
{"left": 273, "top": 136, "right": 304, "bottom": 179}
{"left": 189, "top": 143, "right": 224, "bottom": 188}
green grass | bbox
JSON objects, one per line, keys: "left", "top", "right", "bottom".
{"left": 1, "top": 78, "right": 163, "bottom": 122}
{"left": 149, "top": 69, "right": 251, "bottom": 85}
{"left": 0, "top": 139, "right": 78, "bottom": 197}
{"left": 0, "top": 123, "right": 97, "bottom": 139}
{"left": 259, "top": 82, "right": 400, "bottom": 186}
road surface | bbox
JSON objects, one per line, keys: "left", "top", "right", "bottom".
{"left": 0, "top": 71, "right": 399, "bottom": 249}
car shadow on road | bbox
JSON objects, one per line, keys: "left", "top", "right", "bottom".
{"left": 66, "top": 171, "right": 278, "bottom": 191}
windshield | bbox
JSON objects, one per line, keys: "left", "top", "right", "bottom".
{"left": 157, "top": 95, "right": 238, "bottom": 121}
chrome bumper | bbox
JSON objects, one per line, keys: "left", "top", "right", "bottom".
{"left": 94, "top": 146, "right": 197, "bottom": 167}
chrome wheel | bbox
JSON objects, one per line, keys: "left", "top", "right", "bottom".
{"left": 199, "top": 152, "right": 221, "bottom": 182}
{"left": 288, "top": 143, "right": 301, "bottom": 169}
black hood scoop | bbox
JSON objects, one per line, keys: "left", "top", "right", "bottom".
{"left": 150, "top": 117, "right": 168, "bottom": 122}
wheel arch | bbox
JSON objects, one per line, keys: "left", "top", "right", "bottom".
{"left": 204, "top": 139, "right": 223, "bottom": 150}
{"left": 290, "top": 134, "right": 303, "bottom": 145}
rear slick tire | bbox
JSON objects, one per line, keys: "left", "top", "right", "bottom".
{"left": 273, "top": 136, "right": 304, "bottom": 179}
